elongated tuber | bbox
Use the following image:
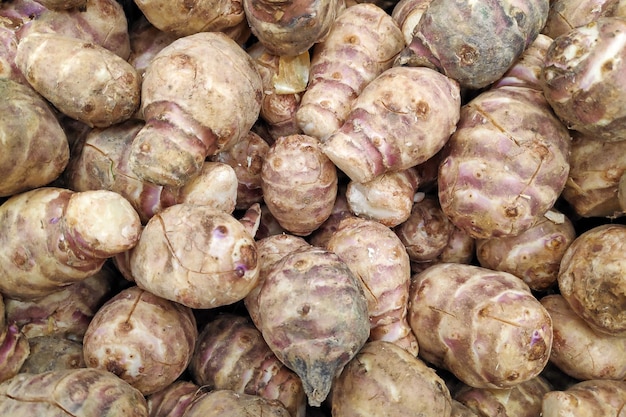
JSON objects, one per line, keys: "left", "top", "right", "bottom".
{"left": 321, "top": 66, "right": 460, "bottom": 184}
{"left": 0, "top": 187, "right": 141, "bottom": 300}
{"left": 295, "top": 3, "right": 405, "bottom": 140}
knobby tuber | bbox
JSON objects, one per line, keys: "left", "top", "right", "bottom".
{"left": 542, "top": 17, "right": 626, "bottom": 141}
{"left": 345, "top": 167, "right": 420, "bottom": 227}
{"left": 0, "top": 78, "right": 69, "bottom": 197}
{"left": 16, "top": 0, "right": 132, "bottom": 60}
{"left": 326, "top": 216, "right": 418, "bottom": 356}
{"left": 438, "top": 85, "right": 571, "bottom": 239}
{"left": 401, "top": 0, "right": 549, "bottom": 89}
{"left": 146, "top": 380, "right": 202, "bottom": 417}
{"left": 5, "top": 267, "right": 114, "bottom": 341}
{"left": 295, "top": 3, "right": 405, "bottom": 140}
{"left": 408, "top": 263, "right": 553, "bottom": 389}
{"left": 189, "top": 313, "right": 306, "bottom": 417}
{"left": 541, "top": 379, "right": 626, "bottom": 417}
{"left": 82, "top": 286, "right": 197, "bottom": 396}
{"left": 16, "top": 32, "right": 140, "bottom": 128}
{"left": 0, "top": 187, "right": 141, "bottom": 300}
{"left": 19, "top": 336, "right": 85, "bottom": 374}
{"left": 133, "top": 0, "right": 246, "bottom": 38}
{"left": 243, "top": 0, "right": 345, "bottom": 57}
{"left": 179, "top": 389, "right": 291, "bottom": 417}
{"left": 454, "top": 376, "right": 552, "bottom": 417}
{"left": 558, "top": 223, "right": 626, "bottom": 336}
{"left": 128, "top": 31, "right": 263, "bottom": 187}
{"left": 129, "top": 204, "right": 259, "bottom": 309}
{"left": 322, "top": 65, "right": 461, "bottom": 184}
{"left": 0, "top": 368, "right": 149, "bottom": 416}
{"left": 331, "top": 341, "right": 452, "bottom": 417}
{"left": 211, "top": 130, "right": 270, "bottom": 210}
{"left": 541, "top": 294, "right": 626, "bottom": 381}
{"left": 261, "top": 134, "right": 338, "bottom": 236}
{"left": 476, "top": 209, "right": 576, "bottom": 291}
{"left": 255, "top": 245, "right": 370, "bottom": 406}
{"left": 66, "top": 119, "right": 238, "bottom": 223}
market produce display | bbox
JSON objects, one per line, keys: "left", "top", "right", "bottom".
{"left": 2, "top": 0, "right": 626, "bottom": 415}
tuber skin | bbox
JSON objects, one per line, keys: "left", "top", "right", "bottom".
{"left": 0, "top": 368, "right": 148, "bottom": 416}
{"left": 0, "top": 26, "right": 29, "bottom": 85}
{"left": 180, "top": 389, "right": 291, "bottom": 417}
{"left": 0, "top": 78, "right": 69, "bottom": 197}
{"left": 4, "top": 266, "right": 114, "bottom": 341}
{"left": 391, "top": 0, "right": 433, "bottom": 46}
{"left": 242, "top": 0, "right": 345, "bottom": 57}
{"left": 326, "top": 216, "right": 418, "bottom": 356}
{"left": 16, "top": 0, "right": 131, "bottom": 60}
{"left": 33, "top": 0, "right": 87, "bottom": 9}
{"left": 295, "top": 3, "right": 405, "bottom": 141}
{"left": 476, "top": 208, "right": 576, "bottom": 291}
{"left": 410, "top": 222, "right": 476, "bottom": 274}
{"left": 19, "top": 336, "right": 85, "bottom": 374}
{"left": 247, "top": 42, "right": 306, "bottom": 141}
{"left": 129, "top": 204, "right": 260, "bottom": 309}
{"left": 128, "top": 31, "right": 263, "bottom": 187}
{"left": 560, "top": 130, "right": 626, "bottom": 218}
{"left": 541, "top": 17, "right": 626, "bottom": 141}
{"left": 541, "top": 0, "right": 620, "bottom": 40}
{"left": 394, "top": 193, "right": 455, "bottom": 263}
{"left": 15, "top": 32, "right": 140, "bottom": 128}
{"left": 557, "top": 223, "right": 626, "bottom": 336}
{"left": 308, "top": 184, "right": 355, "bottom": 248}
{"left": 541, "top": 379, "right": 626, "bottom": 417}
{"left": 133, "top": 0, "right": 246, "bottom": 38}
{"left": 400, "top": 0, "right": 549, "bottom": 89}
{"left": 321, "top": 65, "right": 461, "bottom": 184}
{"left": 453, "top": 376, "right": 552, "bottom": 417}
{"left": 66, "top": 119, "right": 238, "bottom": 223}
{"left": 408, "top": 263, "right": 553, "bottom": 389}
{"left": 0, "top": 322, "right": 30, "bottom": 384}
{"left": 261, "top": 134, "right": 338, "bottom": 236}
{"left": 189, "top": 313, "right": 306, "bottom": 417}
{"left": 0, "top": 187, "right": 141, "bottom": 300}
{"left": 540, "top": 294, "right": 626, "bottom": 381}
{"left": 127, "top": 16, "right": 178, "bottom": 80}
{"left": 256, "top": 245, "right": 370, "bottom": 406}
{"left": 244, "top": 233, "right": 311, "bottom": 329}
{"left": 331, "top": 341, "right": 452, "bottom": 417}
{"left": 345, "top": 167, "right": 420, "bottom": 227}
{"left": 437, "top": 85, "right": 571, "bottom": 240}
{"left": 146, "top": 380, "right": 202, "bottom": 417}
{"left": 211, "top": 130, "right": 271, "bottom": 210}
{"left": 82, "top": 285, "right": 198, "bottom": 396}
